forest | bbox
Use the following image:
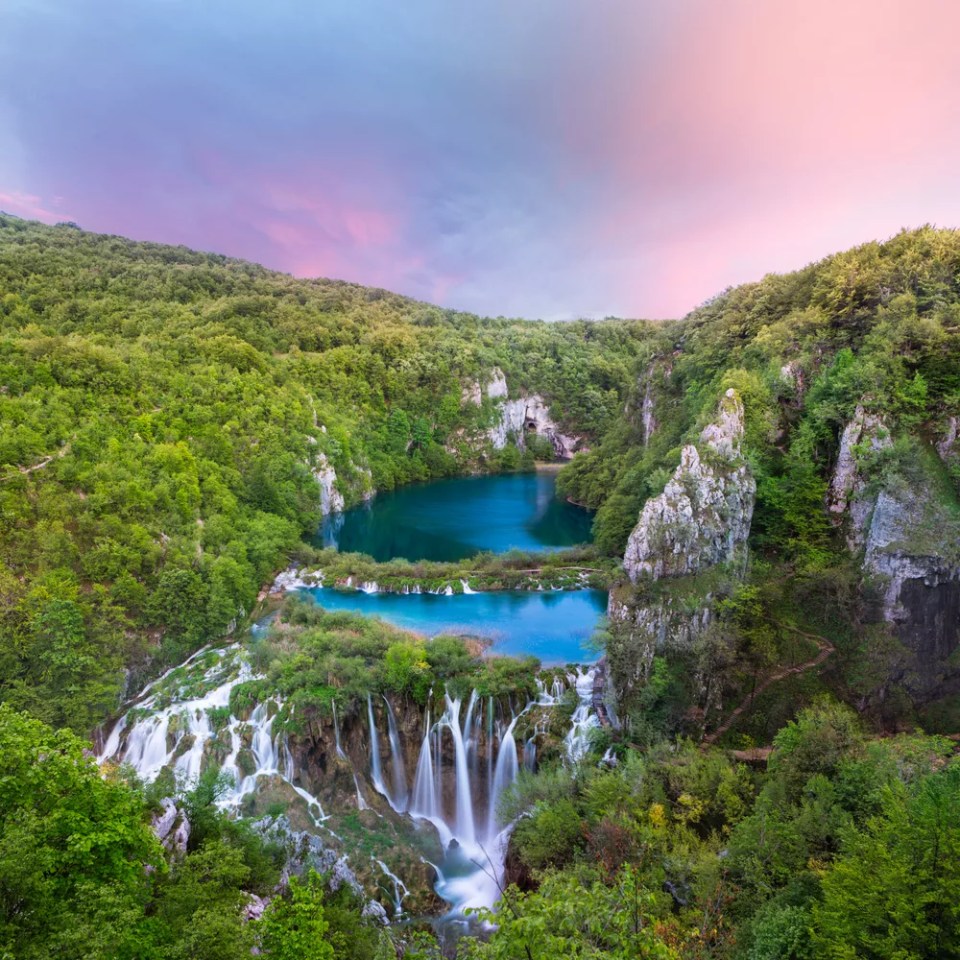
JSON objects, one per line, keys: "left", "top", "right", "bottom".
{"left": 2, "top": 217, "right": 960, "bottom": 958}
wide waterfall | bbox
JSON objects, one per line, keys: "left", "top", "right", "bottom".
{"left": 98, "top": 643, "right": 603, "bottom": 919}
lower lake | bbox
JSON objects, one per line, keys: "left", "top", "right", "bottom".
{"left": 297, "top": 586, "right": 609, "bottom": 664}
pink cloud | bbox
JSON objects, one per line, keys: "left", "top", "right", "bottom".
{"left": 0, "top": 189, "right": 71, "bottom": 223}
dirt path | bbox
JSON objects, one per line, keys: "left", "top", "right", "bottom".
{"left": 0, "top": 441, "right": 72, "bottom": 483}
{"left": 702, "top": 624, "right": 835, "bottom": 746}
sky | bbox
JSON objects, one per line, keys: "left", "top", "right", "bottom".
{"left": 2, "top": 0, "right": 959, "bottom": 320}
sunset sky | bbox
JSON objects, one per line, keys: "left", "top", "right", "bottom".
{"left": 2, "top": 0, "right": 959, "bottom": 319}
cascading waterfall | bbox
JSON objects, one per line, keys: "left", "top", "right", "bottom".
{"left": 443, "top": 691, "right": 477, "bottom": 845}
{"left": 523, "top": 737, "right": 537, "bottom": 772}
{"left": 99, "top": 639, "right": 602, "bottom": 921}
{"left": 99, "top": 648, "right": 328, "bottom": 822}
{"left": 332, "top": 700, "right": 347, "bottom": 759}
{"left": 410, "top": 710, "right": 440, "bottom": 822}
{"left": 374, "top": 858, "right": 409, "bottom": 918}
{"left": 383, "top": 696, "right": 409, "bottom": 810}
{"left": 367, "top": 694, "right": 389, "bottom": 802}
{"left": 564, "top": 667, "right": 600, "bottom": 763}
{"left": 486, "top": 716, "right": 518, "bottom": 841}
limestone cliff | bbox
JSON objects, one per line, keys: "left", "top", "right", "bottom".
{"left": 827, "top": 405, "right": 891, "bottom": 550}
{"left": 313, "top": 453, "right": 345, "bottom": 516}
{"left": 860, "top": 480, "right": 960, "bottom": 698}
{"left": 623, "top": 389, "right": 755, "bottom": 582}
{"left": 458, "top": 368, "right": 581, "bottom": 459}
{"left": 487, "top": 393, "right": 580, "bottom": 458}
{"left": 828, "top": 408, "right": 960, "bottom": 700}
{"left": 609, "top": 390, "right": 755, "bottom": 716}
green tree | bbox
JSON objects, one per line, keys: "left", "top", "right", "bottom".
{"left": 0, "top": 705, "right": 161, "bottom": 959}
{"left": 814, "top": 764, "right": 960, "bottom": 959}
{"left": 258, "top": 870, "right": 334, "bottom": 960}
{"left": 464, "top": 866, "right": 678, "bottom": 959}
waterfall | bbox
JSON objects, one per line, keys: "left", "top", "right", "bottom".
{"left": 564, "top": 667, "right": 600, "bottom": 763}
{"left": 442, "top": 691, "right": 476, "bottom": 845}
{"left": 523, "top": 736, "right": 537, "bottom": 772}
{"left": 410, "top": 711, "right": 439, "bottom": 821}
{"left": 487, "top": 716, "right": 519, "bottom": 842}
{"left": 383, "top": 696, "right": 409, "bottom": 811}
{"left": 367, "top": 694, "right": 388, "bottom": 800}
{"left": 100, "top": 641, "right": 602, "bottom": 922}
{"left": 353, "top": 773, "right": 369, "bottom": 811}
{"left": 332, "top": 701, "right": 347, "bottom": 759}
{"left": 281, "top": 737, "right": 295, "bottom": 781}
{"left": 123, "top": 714, "right": 171, "bottom": 781}
{"left": 374, "top": 859, "right": 409, "bottom": 918}
{"left": 487, "top": 695, "right": 494, "bottom": 799}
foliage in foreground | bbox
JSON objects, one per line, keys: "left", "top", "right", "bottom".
{"left": 6, "top": 697, "right": 960, "bottom": 959}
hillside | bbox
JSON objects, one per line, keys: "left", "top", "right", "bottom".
{"left": 562, "top": 225, "right": 960, "bottom": 735}
{"left": 4, "top": 218, "right": 960, "bottom": 959}
{"left": 0, "top": 214, "right": 651, "bottom": 731}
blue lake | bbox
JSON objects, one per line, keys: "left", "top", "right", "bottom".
{"left": 297, "top": 587, "right": 609, "bottom": 665}
{"left": 319, "top": 470, "right": 593, "bottom": 562}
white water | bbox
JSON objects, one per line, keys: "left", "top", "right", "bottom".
{"left": 100, "top": 642, "right": 598, "bottom": 920}
{"left": 367, "top": 695, "right": 388, "bottom": 800}
{"left": 564, "top": 667, "right": 600, "bottom": 763}
{"left": 383, "top": 696, "right": 409, "bottom": 810}
{"left": 99, "top": 649, "right": 329, "bottom": 821}
{"left": 374, "top": 858, "right": 409, "bottom": 918}
{"left": 486, "top": 716, "right": 518, "bottom": 842}
{"left": 410, "top": 711, "right": 439, "bottom": 821}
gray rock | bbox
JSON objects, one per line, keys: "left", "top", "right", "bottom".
{"left": 487, "top": 388, "right": 581, "bottom": 458}
{"left": 313, "top": 453, "right": 345, "bottom": 516}
{"left": 937, "top": 415, "right": 958, "bottom": 463}
{"left": 623, "top": 390, "right": 755, "bottom": 582}
{"left": 827, "top": 405, "right": 891, "bottom": 550}
{"left": 152, "top": 797, "right": 178, "bottom": 841}
{"left": 243, "top": 893, "right": 269, "bottom": 922}
{"left": 151, "top": 797, "right": 190, "bottom": 855}
{"left": 861, "top": 481, "right": 960, "bottom": 697}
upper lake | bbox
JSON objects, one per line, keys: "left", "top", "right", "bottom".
{"left": 319, "top": 470, "right": 593, "bottom": 562}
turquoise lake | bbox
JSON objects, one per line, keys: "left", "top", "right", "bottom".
{"left": 319, "top": 470, "right": 593, "bottom": 562}
{"left": 308, "top": 470, "right": 607, "bottom": 663}
{"left": 298, "top": 586, "right": 609, "bottom": 664}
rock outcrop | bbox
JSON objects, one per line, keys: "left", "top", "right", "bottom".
{"left": 607, "top": 592, "right": 713, "bottom": 692}
{"left": 938, "top": 415, "right": 958, "bottom": 466}
{"left": 473, "top": 370, "right": 580, "bottom": 459}
{"left": 151, "top": 797, "right": 190, "bottom": 855}
{"left": 313, "top": 453, "right": 345, "bottom": 516}
{"left": 623, "top": 390, "right": 755, "bottom": 583}
{"left": 826, "top": 412, "right": 960, "bottom": 700}
{"left": 827, "top": 405, "right": 891, "bottom": 549}
{"left": 609, "top": 390, "right": 755, "bottom": 717}
{"left": 457, "top": 368, "right": 582, "bottom": 459}
{"left": 461, "top": 368, "right": 509, "bottom": 407}
{"left": 860, "top": 482, "right": 960, "bottom": 697}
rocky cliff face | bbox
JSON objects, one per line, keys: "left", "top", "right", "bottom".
{"left": 609, "top": 390, "right": 755, "bottom": 714}
{"left": 827, "top": 406, "right": 960, "bottom": 701}
{"left": 623, "top": 389, "right": 755, "bottom": 582}
{"left": 827, "top": 405, "right": 892, "bottom": 550}
{"left": 938, "top": 415, "right": 958, "bottom": 468}
{"left": 487, "top": 393, "right": 580, "bottom": 458}
{"left": 460, "top": 368, "right": 581, "bottom": 458}
{"left": 313, "top": 453, "right": 345, "bottom": 516}
{"left": 860, "top": 483, "right": 960, "bottom": 698}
